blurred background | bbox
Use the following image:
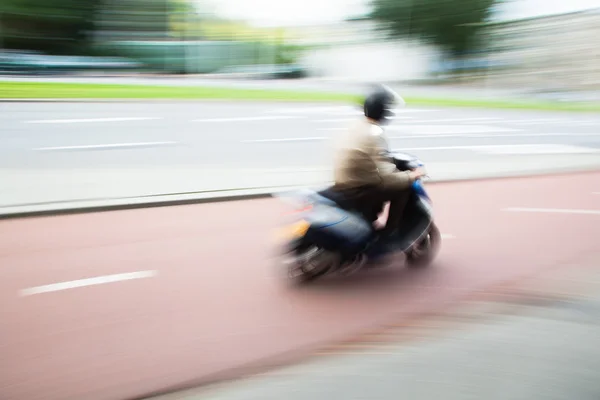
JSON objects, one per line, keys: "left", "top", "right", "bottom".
{"left": 0, "top": 0, "right": 598, "bottom": 93}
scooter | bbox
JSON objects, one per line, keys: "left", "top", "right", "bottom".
{"left": 274, "top": 152, "right": 441, "bottom": 284}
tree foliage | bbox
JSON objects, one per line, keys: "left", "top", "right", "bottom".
{"left": 369, "top": 0, "right": 502, "bottom": 58}
{"left": 0, "top": 0, "right": 196, "bottom": 54}
{"left": 2, "top": 0, "right": 102, "bottom": 54}
{"left": 93, "top": 0, "right": 172, "bottom": 41}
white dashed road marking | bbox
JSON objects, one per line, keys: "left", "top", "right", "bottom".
{"left": 388, "top": 125, "right": 521, "bottom": 134}
{"left": 193, "top": 116, "right": 300, "bottom": 122}
{"left": 25, "top": 117, "right": 162, "bottom": 124}
{"left": 472, "top": 144, "right": 599, "bottom": 155}
{"left": 242, "top": 137, "right": 327, "bottom": 143}
{"left": 504, "top": 207, "right": 600, "bottom": 216}
{"left": 19, "top": 270, "right": 158, "bottom": 297}
{"left": 33, "top": 142, "right": 177, "bottom": 151}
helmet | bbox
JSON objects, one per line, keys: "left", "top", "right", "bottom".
{"left": 363, "top": 84, "right": 405, "bottom": 125}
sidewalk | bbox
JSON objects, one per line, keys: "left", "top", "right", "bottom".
{"left": 150, "top": 252, "right": 600, "bottom": 400}
{"left": 2, "top": 154, "right": 600, "bottom": 216}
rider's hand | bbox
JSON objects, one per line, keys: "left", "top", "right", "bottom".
{"left": 409, "top": 167, "right": 427, "bottom": 181}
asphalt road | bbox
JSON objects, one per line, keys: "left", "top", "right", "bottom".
{"left": 1, "top": 101, "right": 599, "bottom": 210}
{"left": 1, "top": 102, "right": 599, "bottom": 170}
{"left": 1, "top": 172, "right": 599, "bottom": 400}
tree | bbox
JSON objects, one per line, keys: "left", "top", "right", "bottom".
{"left": 1, "top": 0, "right": 102, "bottom": 54}
{"left": 369, "top": 0, "right": 502, "bottom": 59}
{"left": 93, "top": 0, "right": 172, "bottom": 41}
{"left": 0, "top": 0, "right": 185, "bottom": 53}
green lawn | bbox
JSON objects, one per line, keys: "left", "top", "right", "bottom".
{"left": 406, "top": 96, "right": 600, "bottom": 112}
{"left": 0, "top": 81, "right": 360, "bottom": 102}
{"left": 1, "top": 81, "right": 599, "bottom": 112}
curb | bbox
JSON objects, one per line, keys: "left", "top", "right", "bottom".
{"left": 0, "top": 186, "right": 292, "bottom": 220}
{"left": 1, "top": 167, "right": 598, "bottom": 220}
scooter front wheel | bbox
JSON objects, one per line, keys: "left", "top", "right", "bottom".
{"left": 406, "top": 223, "right": 441, "bottom": 268}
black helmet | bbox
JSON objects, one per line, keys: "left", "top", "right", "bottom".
{"left": 363, "top": 84, "right": 405, "bottom": 124}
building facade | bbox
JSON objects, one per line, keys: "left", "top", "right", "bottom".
{"left": 486, "top": 8, "right": 600, "bottom": 90}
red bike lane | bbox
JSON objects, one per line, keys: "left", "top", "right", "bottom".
{"left": 0, "top": 172, "right": 598, "bottom": 400}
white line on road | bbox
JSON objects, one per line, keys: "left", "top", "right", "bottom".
{"left": 314, "top": 119, "right": 355, "bottom": 123}
{"left": 34, "top": 141, "right": 177, "bottom": 151}
{"left": 270, "top": 106, "right": 436, "bottom": 115}
{"left": 19, "top": 270, "right": 158, "bottom": 296}
{"left": 390, "top": 144, "right": 599, "bottom": 154}
{"left": 387, "top": 125, "right": 521, "bottom": 134}
{"left": 242, "top": 137, "right": 327, "bottom": 143}
{"left": 593, "top": 192, "right": 600, "bottom": 195}
{"left": 504, "top": 207, "right": 600, "bottom": 216}
{"left": 511, "top": 118, "right": 563, "bottom": 124}
{"left": 270, "top": 106, "right": 358, "bottom": 114}
{"left": 24, "top": 117, "right": 162, "bottom": 124}
{"left": 239, "top": 142, "right": 599, "bottom": 156}
{"left": 314, "top": 116, "right": 418, "bottom": 123}
{"left": 573, "top": 121, "right": 600, "bottom": 126}
{"left": 401, "top": 117, "right": 503, "bottom": 123}
{"left": 310, "top": 131, "right": 599, "bottom": 138}
{"left": 441, "top": 234, "right": 456, "bottom": 239}
{"left": 472, "top": 144, "right": 599, "bottom": 155}
{"left": 192, "top": 116, "right": 300, "bottom": 122}
{"left": 390, "top": 132, "right": 600, "bottom": 139}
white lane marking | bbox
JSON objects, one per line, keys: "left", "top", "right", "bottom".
{"left": 573, "top": 121, "right": 600, "bottom": 126}
{"left": 314, "top": 118, "right": 356, "bottom": 123}
{"left": 321, "top": 129, "right": 594, "bottom": 137}
{"left": 593, "top": 192, "right": 600, "bottom": 195}
{"left": 192, "top": 116, "right": 300, "bottom": 122}
{"left": 34, "top": 141, "right": 177, "bottom": 151}
{"left": 314, "top": 116, "right": 416, "bottom": 123}
{"left": 511, "top": 118, "right": 563, "bottom": 124}
{"left": 504, "top": 207, "right": 600, "bottom": 216}
{"left": 389, "top": 132, "right": 600, "bottom": 139}
{"left": 387, "top": 144, "right": 598, "bottom": 154}
{"left": 271, "top": 106, "right": 436, "bottom": 115}
{"left": 19, "top": 270, "right": 158, "bottom": 297}
{"left": 388, "top": 125, "right": 521, "bottom": 134}
{"left": 239, "top": 142, "right": 599, "bottom": 156}
{"left": 270, "top": 106, "right": 358, "bottom": 114}
{"left": 25, "top": 117, "right": 161, "bottom": 124}
{"left": 242, "top": 137, "right": 327, "bottom": 143}
{"left": 472, "top": 144, "right": 599, "bottom": 155}
{"left": 441, "top": 234, "right": 455, "bottom": 239}
{"left": 401, "top": 117, "right": 503, "bottom": 123}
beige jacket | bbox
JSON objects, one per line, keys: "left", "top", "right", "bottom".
{"left": 332, "top": 118, "right": 413, "bottom": 191}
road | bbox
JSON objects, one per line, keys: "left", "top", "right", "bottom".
{"left": 2, "top": 102, "right": 599, "bottom": 169}
{"left": 1, "top": 172, "right": 598, "bottom": 400}
{"left": 1, "top": 102, "right": 599, "bottom": 209}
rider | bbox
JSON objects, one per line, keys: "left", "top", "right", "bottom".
{"left": 331, "top": 84, "right": 426, "bottom": 237}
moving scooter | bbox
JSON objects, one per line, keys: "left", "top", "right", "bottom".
{"left": 274, "top": 152, "right": 441, "bottom": 283}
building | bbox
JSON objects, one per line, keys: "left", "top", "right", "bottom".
{"left": 486, "top": 8, "right": 600, "bottom": 90}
